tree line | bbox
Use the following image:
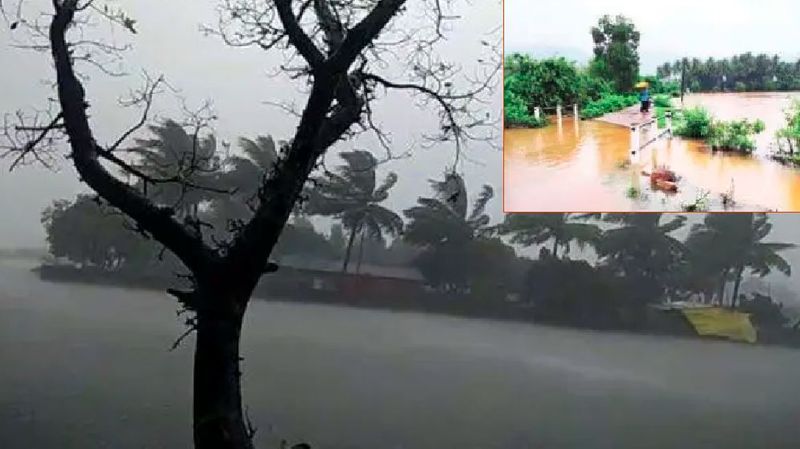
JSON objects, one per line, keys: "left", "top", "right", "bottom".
{"left": 656, "top": 53, "right": 800, "bottom": 93}
{"left": 1, "top": 0, "right": 495, "bottom": 446}
{"left": 43, "top": 121, "right": 797, "bottom": 327}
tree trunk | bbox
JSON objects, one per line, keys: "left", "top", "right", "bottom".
{"left": 552, "top": 238, "right": 559, "bottom": 259}
{"left": 356, "top": 229, "right": 366, "bottom": 274}
{"left": 193, "top": 296, "right": 254, "bottom": 449}
{"left": 730, "top": 265, "right": 745, "bottom": 309}
{"left": 716, "top": 272, "right": 727, "bottom": 306}
{"left": 680, "top": 59, "right": 686, "bottom": 106}
{"left": 342, "top": 226, "right": 358, "bottom": 273}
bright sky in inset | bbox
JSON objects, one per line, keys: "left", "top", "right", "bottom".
{"left": 504, "top": 0, "right": 800, "bottom": 72}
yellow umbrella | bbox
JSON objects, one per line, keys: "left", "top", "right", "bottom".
{"left": 635, "top": 81, "right": 649, "bottom": 89}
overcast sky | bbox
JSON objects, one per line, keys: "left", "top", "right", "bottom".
{"left": 504, "top": 0, "right": 800, "bottom": 73}
{"left": 0, "top": 0, "right": 501, "bottom": 249}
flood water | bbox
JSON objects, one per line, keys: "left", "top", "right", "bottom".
{"left": 504, "top": 92, "right": 800, "bottom": 212}
{"left": 2, "top": 259, "right": 800, "bottom": 449}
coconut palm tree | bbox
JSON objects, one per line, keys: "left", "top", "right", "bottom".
{"left": 130, "top": 119, "right": 220, "bottom": 215}
{"left": 496, "top": 213, "right": 602, "bottom": 259}
{"left": 403, "top": 172, "right": 493, "bottom": 246}
{"left": 197, "top": 135, "right": 281, "bottom": 241}
{"left": 403, "top": 172, "right": 497, "bottom": 291}
{"left": 597, "top": 213, "right": 687, "bottom": 301}
{"left": 686, "top": 213, "right": 794, "bottom": 308}
{"left": 304, "top": 150, "right": 403, "bottom": 272}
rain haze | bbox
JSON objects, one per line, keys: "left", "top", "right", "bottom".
{"left": 0, "top": 0, "right": 502, "bottom": 249}
{"left": 3, "top": 1, "right": 800, "bottom": 449}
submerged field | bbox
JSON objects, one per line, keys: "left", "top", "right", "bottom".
{"left": 504, "top": 92, "right": 800, "bottom": 212}
{"left": 2, "top": 260, "right": 800, "bottom": 449}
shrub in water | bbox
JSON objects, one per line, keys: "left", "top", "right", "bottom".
{"left": 777, "top": 100, "right": 800, "bottom": 153}
{"left": 674, "top": 107, "right": 712, "bottom": 138}
{"left": 707, "top": 119, "right": 765, "bottom": 152}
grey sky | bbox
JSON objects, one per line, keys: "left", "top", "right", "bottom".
{"left": 0, "top": 0, "right": 501, "bottom": 248}
{"left": 504, "top": 0, "right": 800, "bottom": 73}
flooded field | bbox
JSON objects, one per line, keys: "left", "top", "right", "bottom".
{"left": 2, "top": 260, "right": 800, "bottom": 449}
{"left": 504, "top": 92, "right": 800, "bottom": 212}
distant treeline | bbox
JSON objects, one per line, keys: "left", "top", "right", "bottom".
{"left": 0, "top": 248, "right": 47, "bottom": 259}
{"left": 656, "top": 53, "right": 800, "bottom": 93}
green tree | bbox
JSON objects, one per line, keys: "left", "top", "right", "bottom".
{"left": 657, "top": 53, "right": 800, "bottom": 93}
{"left": 271, "top": 215, "right": 340, "bottom": 261}
{"left": 403, "top": 173, "right": 497, "bottom": 292}
{"left": 504, "top": 55, "right": 585, "bottom": 108}
{"left": 497, "top": 213, "right": 601, "bottom": 259}
{"left": 597, "top": 213, "right": 687, "bottom": 301}
{"left": 590, "top": 15, "right": 640, "bottom": 92}
{"left": 130, "top": 119, "right": 221, "bottom": 216}
{"left": 208, "top": 135, "right": 280, "bottom": 235}
{"left": 686, "top": 213, "right": 794, "bottom": 308}
{"left": 41, "top": 195, "right": 156, "bottom": 269}
{"left": 305, "top": 150, "right": 403, "bottom": 272}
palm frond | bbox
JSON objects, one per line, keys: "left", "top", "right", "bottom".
{"left": 468, "top": 184, "right": 494, "bottom": 222}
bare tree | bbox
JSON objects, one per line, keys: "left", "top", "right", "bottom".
{"left": 1, "top": 1, "right": 499, "bottom": 448}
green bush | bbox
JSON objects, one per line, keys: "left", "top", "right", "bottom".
{"left": 580, "top": 94, "right": 639, "bottom": 119}
{"left": 504, "top": 88, "right": 547, "bottom": 128}
{"left": 653, "top": 94, "right": 672, "bottom": 108}
{"left": 674, "top": 107, "right": 713, "bottom": 138}
{"left": 777, "top": 100, "right": 800, "bottom": 153}
{"left": 578, "top": 72, "right": 614, "bottom": 103}
{"left": 655, "top": 107, "right": 672, "bottom": 129}
{"left": 504, "top": 54, "right": 583, "bottom": 109}
{"left": 707, "top": 119, "right": 765, "bottom": 152}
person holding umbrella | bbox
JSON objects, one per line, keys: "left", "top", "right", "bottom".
{"left": 636, "top": 81, "right": 651, "bottom": 114}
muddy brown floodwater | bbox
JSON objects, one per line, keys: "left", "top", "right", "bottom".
{"left": 504, "top": 92, "right": 800, "bottom": 212}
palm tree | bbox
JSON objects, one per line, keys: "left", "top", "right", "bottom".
{"left": 403, "top": 172, "right": 493, "bottom": 247}
{"left": 403, "top": 172, "right": 495, "bottom": 291}
{"left": 130, "top": 119, "right": 220, "bottom": 216}
{"left": 204, "top": 135, "right": 279, "bottom": 239}
{"left": 496, "top": 213, "right": 601, "bottom": 259}
{"left": 304, "top": 150, "right": 403, "bottom": 272}
{"left": 686, "top": 213, "right": 794, "bottom": 308}
{"left": 597, "top": 213, "right": 687, "bottom": 301}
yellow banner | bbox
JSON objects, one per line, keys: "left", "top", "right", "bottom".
{"left": 681, "top": 308, "right": 757, "bottom": 344}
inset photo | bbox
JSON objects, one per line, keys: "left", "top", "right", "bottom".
{"left": 503, "top": 1, "right": 800, "bottom": 212}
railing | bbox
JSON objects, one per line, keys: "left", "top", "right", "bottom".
{"left": 630, "top": 112, "right": 674, "bottom": 160}
{"left": 533, "top": 104, "right": 580, "bottom": 123}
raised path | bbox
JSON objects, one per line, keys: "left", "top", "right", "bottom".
{"left": 594, "top": 104, "right": 654, "bottom": 127}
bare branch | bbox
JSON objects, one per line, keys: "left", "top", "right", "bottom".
{"left": 108, "top": 75, "right": 166, "bottom": 152}
{"left": 43, "top": 0, "right": 219, "bottom": 276}
{"left": 329, "top": 0, "right": 407, "bottom": 72}
{"left": 274, "top": 0, "right": 325, "bottom": 68}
